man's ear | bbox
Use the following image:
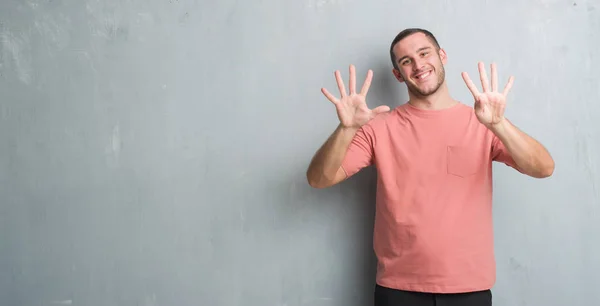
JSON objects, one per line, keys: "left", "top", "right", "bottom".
{"left": 439, "top": 48, "right": 448, "bottom": 65}
{"left": 392, "top": 68, "right": 405, "bottom": 83}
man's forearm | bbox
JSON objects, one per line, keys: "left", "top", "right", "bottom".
{"left": 306, "top": 124, "right": 358, "bottom": 187}
{"left": 490, "top": 119, "right": 555, "bottom": 178}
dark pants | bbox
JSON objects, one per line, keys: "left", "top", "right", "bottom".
{"left": 374, "top": 284, "right": 492, "bottom": 306}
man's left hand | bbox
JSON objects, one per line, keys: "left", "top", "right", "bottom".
{"left": 461, "top": 62, "right": 515, "bottom": 129}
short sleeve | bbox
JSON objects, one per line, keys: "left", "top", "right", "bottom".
{"left": 491, "top": 135, "right": 518, "bottom": 169}
{"left": 340, "top": 126, "right": 375, "bottom": 177}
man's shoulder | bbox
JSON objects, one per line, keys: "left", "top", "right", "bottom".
{"left": 445, "top": 101, "right": 476, "bottom": 115}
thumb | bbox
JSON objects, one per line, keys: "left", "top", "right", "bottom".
{"left": 372, "top": 105, "right": 391, "bottom": 115}
{"left": 474, "top": 99, "right": 485, "bottom": 112}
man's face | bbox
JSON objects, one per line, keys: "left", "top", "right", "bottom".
{"left": 392, "top": 33, "right": 447, "bottom": 97}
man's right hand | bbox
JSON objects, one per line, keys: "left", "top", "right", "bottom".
{"left": 321, "top": 65, "right": 390, "bottom": 129}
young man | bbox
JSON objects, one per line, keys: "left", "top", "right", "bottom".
{"left": 306, "top": 28, "right": 555, "bottom": 306}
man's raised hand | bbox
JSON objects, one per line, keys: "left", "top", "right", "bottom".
{"left": 462, "top": 62, "right": 515, "bottom": 129}
{"left": 321, "top": 65, "right": 390, "bottom": 129}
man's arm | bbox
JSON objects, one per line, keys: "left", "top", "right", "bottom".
{"left": 461, "top": 62, "right": 554, "bottom": 178}
{"left": 307, "top": 64, "right": 389, "bottom": 188}
{"left": 490, "top": 119, "right": 554, "bottom": 178}
{"left": 306, "top": 124, "right": 357, "bottom": 188}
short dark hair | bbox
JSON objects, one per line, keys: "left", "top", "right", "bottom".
{"left": 389, "top": 28, "right": 440, "bottom": 70}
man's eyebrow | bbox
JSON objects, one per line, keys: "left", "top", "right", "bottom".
{"left": 397, "top": 46, "right": 433, "bottom": 63}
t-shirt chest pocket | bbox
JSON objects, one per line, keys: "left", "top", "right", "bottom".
{"left": 446, "top": 145, "right": 485, "bottom": 177}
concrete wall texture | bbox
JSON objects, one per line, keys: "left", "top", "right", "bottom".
{"left": 0, "top": 0, "right": 598, "bottom": 305}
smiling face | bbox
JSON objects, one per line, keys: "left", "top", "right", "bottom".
{"left": 391, "top": 32, "right": 447, "bottom": 97}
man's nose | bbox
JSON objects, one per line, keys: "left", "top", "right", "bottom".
{"left": 412, "top": 59, "right": 425, "bottom": 72}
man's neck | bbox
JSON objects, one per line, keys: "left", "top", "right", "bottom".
{"left": 407, "top": 84, "right": 458, "bottom": 110}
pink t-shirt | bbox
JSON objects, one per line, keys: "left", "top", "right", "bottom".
{"left": 341, "top": 102, "right": 517, "bottom": 293}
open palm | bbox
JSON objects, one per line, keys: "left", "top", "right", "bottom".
{"left": 321, "top": 65, "right": 390, "bottom": 129}
{"left": 462, "top": 62, "right": 515, "bottom": 128}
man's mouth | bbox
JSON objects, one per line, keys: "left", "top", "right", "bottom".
{"left": 414, "top": 70, "right": 432, "bottom": 81}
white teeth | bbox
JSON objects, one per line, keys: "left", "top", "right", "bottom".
{"left": 416, "top": 71, "right": 431, "bottom": 79}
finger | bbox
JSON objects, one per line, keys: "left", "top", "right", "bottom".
{"left": 335, "top": 70, "right": 347, "bottom": 97}
{"left": 478, "top": 62, "right": 490, "bottom": 92}
{"left": 371, "top": 105, "right": 390, "bottom": 115}
{"left": 360, "top": 69, "right": 373, "bottom": 96}
{"left": 491, "top": 62, "right": 498, "bottom": 92}
{"left": 321, "top": 88, "right": 338, "bottom": 104}
{"left": 502, "top": 76, "right": 515, "bottom": 96}
{"left": 349, "top": 65, "right": 356, "bottom": 94}
{"left": 474, "top": 99, "right": 482, "bottom": 112}
{"left": 461, "top": 72, "right": 480, "bottom": 97}
{"left": 474, "top": 96, "right": 485, "bottom": 109}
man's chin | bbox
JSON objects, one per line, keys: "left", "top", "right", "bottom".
{"left": 409, "top": 85, "right": 437, "bottom": 97}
